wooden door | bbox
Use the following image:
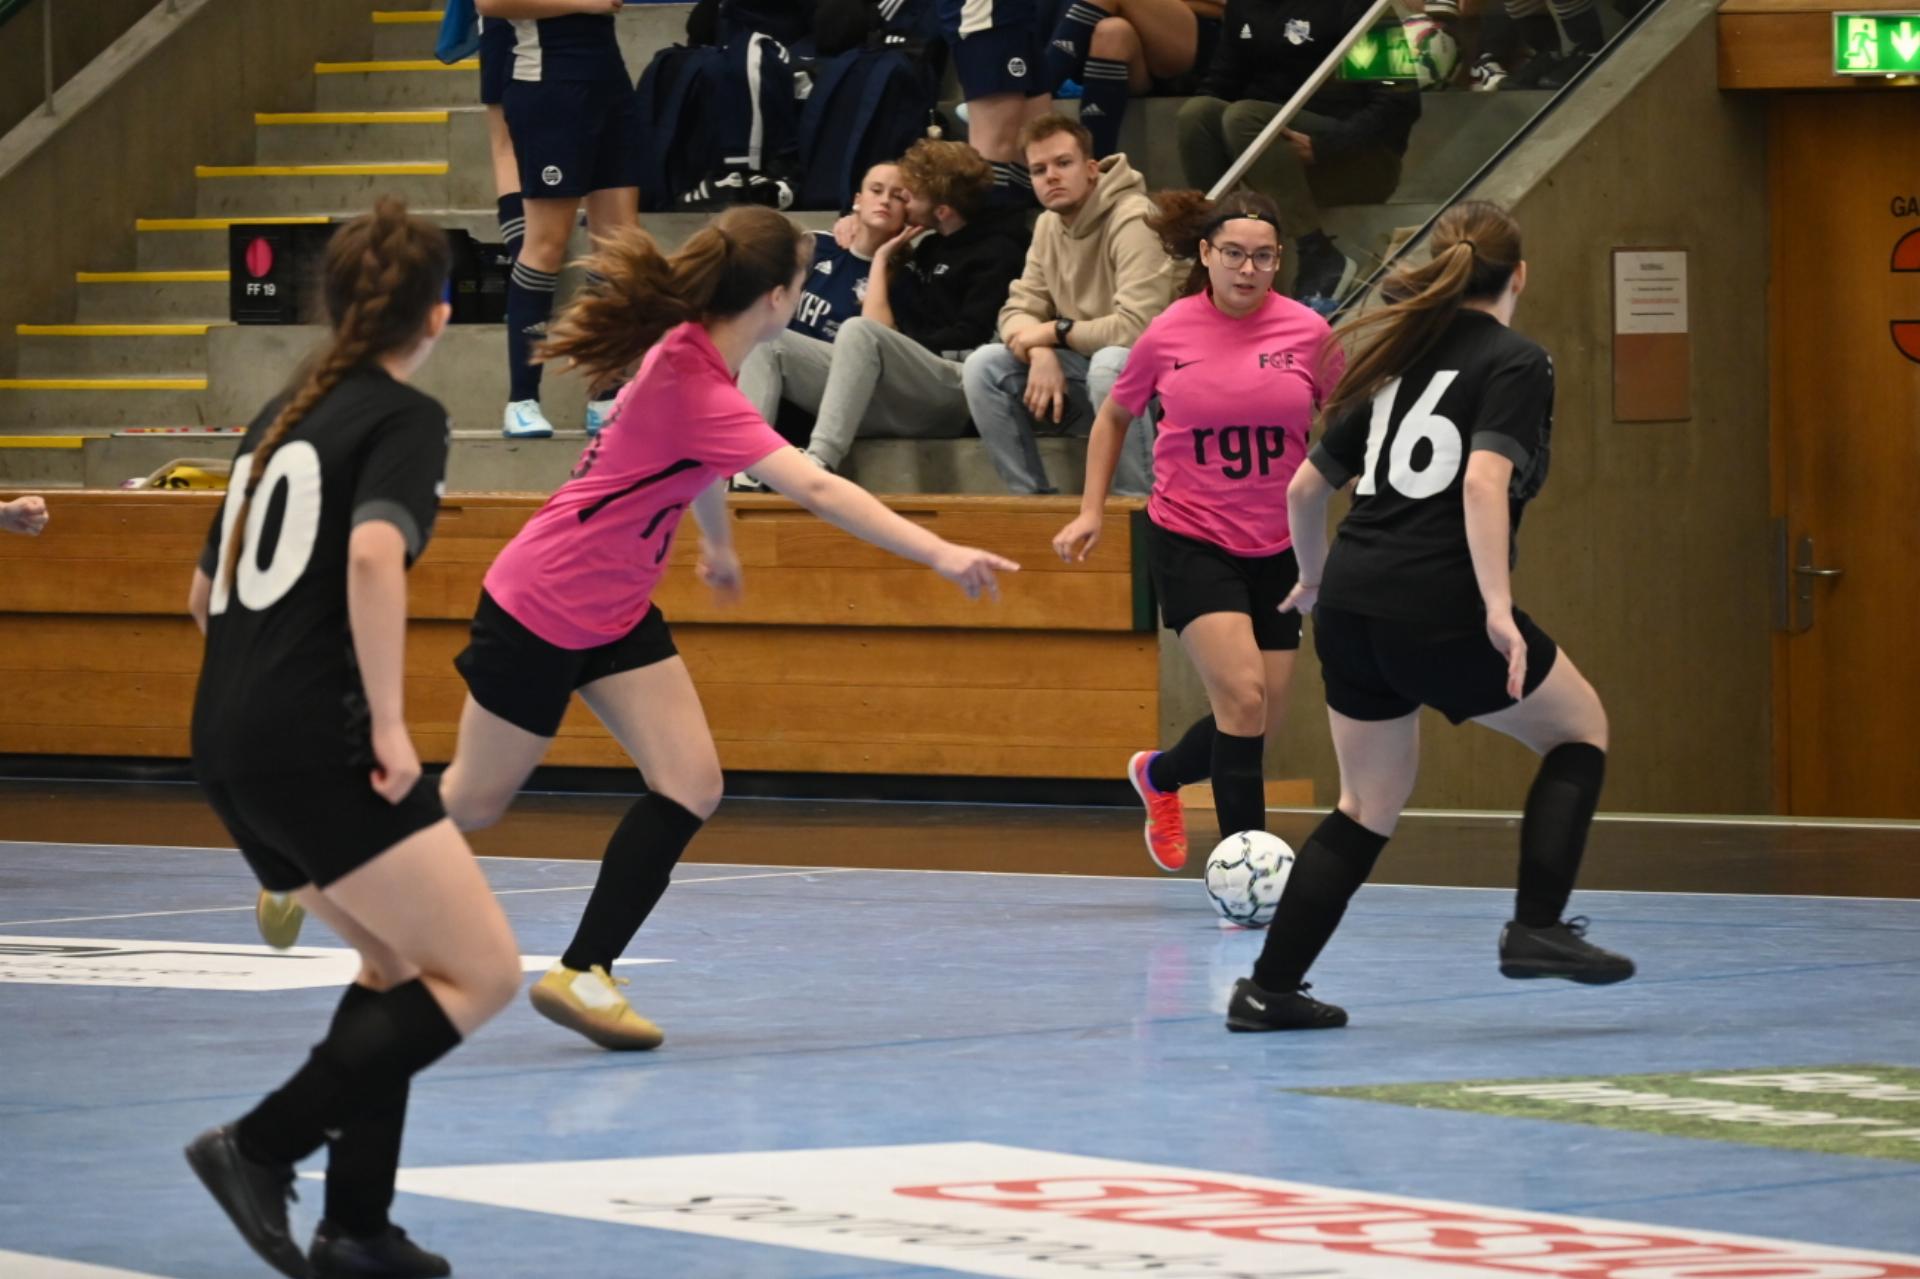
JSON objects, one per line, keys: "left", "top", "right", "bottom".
{"left": 1771, "top": 94, "right": 1920, "bottom": 817}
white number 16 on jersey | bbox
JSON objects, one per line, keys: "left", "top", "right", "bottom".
{"left": 1357, "top": 370, "right": 1463, "bottom": 500}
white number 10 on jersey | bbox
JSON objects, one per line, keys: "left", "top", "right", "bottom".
{"left": 209, "top": 442, "right": 323, "bottom": 615}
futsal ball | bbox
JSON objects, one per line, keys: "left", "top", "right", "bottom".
{"left": 1203, "top": 831, "right": 1295, "bottom": 927}
{"left": 1405, "top": 19, "right": 1460, "bottom": 89}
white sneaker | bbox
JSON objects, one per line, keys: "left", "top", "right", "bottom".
{"left": 503, "top": 399, "right": 554, "bottom": 439}
{"left": 584, "top": 397, "right": 618, "bottom": 437}
{"left": 731, "top": 471, "right": 769, "bottom": 492}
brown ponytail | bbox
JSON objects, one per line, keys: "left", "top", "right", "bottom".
{"left": 538, "top": 205, "right": 811, "bottom": 389}
{"left": 221, "top": 197, "right": 450, "bottom": 594}
{"left": 1149, "top": 188, "right": 1286, "bottom": 298}
{"left": 1320, "top": 199, "right": 1522, "bottom": 428}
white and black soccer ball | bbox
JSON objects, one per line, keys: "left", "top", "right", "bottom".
{"left": 1203, "top": 830, "right": 1295, "bottom": 927}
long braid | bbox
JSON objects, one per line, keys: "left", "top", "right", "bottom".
{"left": 219, "top": 201, "right": 447, "bottom": 597}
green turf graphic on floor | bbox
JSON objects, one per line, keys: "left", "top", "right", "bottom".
{"left": 1303, "top": 1066, "right": 1920, "bottom": 1163}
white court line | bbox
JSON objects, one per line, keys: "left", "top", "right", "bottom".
{"left": 0, "top": 867, "right": 857, "bottom": 928}
{"left": 0, "top": 1251, "right": 173, "bottom": 1279}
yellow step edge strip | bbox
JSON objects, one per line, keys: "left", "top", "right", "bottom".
{"left": 76, "top": 270, "right": 229, "bottom": 283}
{"left": 0, "top": 378, "right": 209, "bottom": 391}
{"left": 17, "top": 324, "right": 214, "bottom": 337}
{"left": 314, "top": 59, "right": 477, "bottom": 73}
{"left": 255, "top": 110, "right": 449, "bottom": 126}
{"left": 196, "top": 162, "right": 449, "bottom": 178}
{"left": 139, "top": 216, "right": 330, "bottom": 232}
{"left": 0, "top": 436, "right": 88, "bottom": 449}
{"left": 371, "top": 10, "right": 442, "bottom": 22}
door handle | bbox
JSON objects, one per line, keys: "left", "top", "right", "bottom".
{"left": 1789, "top": 535, "right": 1843, "bottom": 633}
{"left": 1795, "top": 565, "right": 1845, "bottom": 578}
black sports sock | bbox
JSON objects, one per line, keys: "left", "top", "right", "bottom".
{"left": 496, "top": 192, "right": 525, "bottom": 261}
{"left": 237, "top": 979, "right": 460, "bottom": 1168}
{"left": 506, "top": 259, "right": 558, "bottom": 404}
{"left": 322, "top": 984, "right": 408, "bottom": 1236}
{"left": 561, "top": 793, "right": 707, "bottom": 974}
{"left": 1210, "top": 729, "right": 1266, "bottom": 841}
{"left": 1147, "top": 715, "right": 1216, "bottom": 793}
{"left": 1514, "top": 742, "right": 1606, "bottom": 927}
{"left": 1517, "top": 10, "right": 1560, "bottom": 52}
{"left": 1251, "top": 809, "right": 1389, "bottom": 991}
{"left": 1078, "top": 58, "right": 1129, "bottom": 158}
{"left": 1043, "top": 1, "right": 1106, "bottom": 88}
{"left": 988, "top": 162, "right": 1034, "bottom": 209}
{"left": 1551, "top": 0, "right": 1605, "bottom": 49}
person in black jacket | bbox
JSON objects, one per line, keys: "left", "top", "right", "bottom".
{"left": 798, "top": 139, "right": 1031, "bottom": 475}
{"left": 1176, "top": 0, "right": 1419, "bottom": 310}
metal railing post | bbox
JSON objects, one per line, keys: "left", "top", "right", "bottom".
{"left": 41, "top": 0, "right": 55, "bottom": 116}
{"left": 1205, "top": 0, "right": 1397, "bottom": 201}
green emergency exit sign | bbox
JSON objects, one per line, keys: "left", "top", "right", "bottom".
{"left": 1339, "top": 25, "right": 1417, "bottom": 81}
{"left": 1834, "top": 12, "right": 1920, "bottom": 75}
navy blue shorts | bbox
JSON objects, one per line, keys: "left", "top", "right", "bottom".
{"left": 503, "top": 75, "right": 642, "bottom": 198}
{"left": 479, "top": 20, "right": 513, "bottom": 106}
{"left": 942, "top": 0, "right": 1044, "bottom": 99}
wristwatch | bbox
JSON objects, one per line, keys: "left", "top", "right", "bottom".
{"left": 1054, "top": 316, "right": 1075, "bottom": 346}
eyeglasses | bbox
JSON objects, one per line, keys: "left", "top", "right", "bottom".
{"left": 1212, "top": 244, "right": 1280, "bottom": 272}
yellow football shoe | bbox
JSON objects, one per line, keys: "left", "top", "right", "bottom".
{"left": 255, "top": 890, "right": 306, "bottom": 950}
{"left": 528, "top": 964, "right": 664, "bottom": 1051}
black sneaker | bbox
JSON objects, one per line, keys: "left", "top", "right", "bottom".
{"left": 1290, "top": 231, "right": 1355, "bottom": 308}
{"left": 1501, "top": 48, "right": 1570, "bottom": 89}
{"left": 184, "top": 1125, "right": 310, "bottom": 1278}
{"left": 1225, "top": 978, "right": 1349, "bottom": 1032}
{"left": 1499, "top": 916, "right": 1635, "bottom": 984}
{"left": 1535, "top": 47, "right": 1595, "bottom": 90}
{"left": 311, "top": 1222, "right": 451, "bottom": 1279}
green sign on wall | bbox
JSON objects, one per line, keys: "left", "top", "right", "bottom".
{"left": 1339, "top": 25, "right": 1418, "bottom": 81}
{"left": 1834, "top": 12, "right": 1920, "bottom": 75}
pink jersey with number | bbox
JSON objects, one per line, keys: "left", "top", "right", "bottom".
{"left": 483, "top": 323, "right": 788, "bottom": 649}
{"left": 1110, "top": 289, "right": 1340, "bottom": 558}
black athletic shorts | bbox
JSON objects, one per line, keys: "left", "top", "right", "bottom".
{"left": 503, "top": 75, "right": 642, "bottom": 198}
{"left": 479, "top": 21, "right": 513, "bottom": 106}
{"left": 1312, "top": 604, "right": 1560, "bottom": 725}
{"left": 949, "top": 21, "right": 1043, "bottom": 99}
{"left": 454, "top": 588, "right": 678, "bottom": 738}
{"left": 1146, "top": 519, "right": 1303, "bottom": 651}
{"left": 200, "top": 770, "right": 446, "bottom": 893}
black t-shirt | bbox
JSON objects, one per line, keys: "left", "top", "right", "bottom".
{"left": 1312, "top": 309, "right": 1553, "bottom": 628}
{"left": 191, "top": 366, "right": 450, "bottom": 778}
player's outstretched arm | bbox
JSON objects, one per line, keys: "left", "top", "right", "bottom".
{"left": 750, "top": 447, "right": 1020, "bottom": 600}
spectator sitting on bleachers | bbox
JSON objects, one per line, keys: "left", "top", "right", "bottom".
{"left": 963, "top": 115, "right": 1174, "bottom": 496}
{"left": 1176, "top": 0, "right": 1419, "bottom": 310}
{"left": 732, "top": 164, "right": 908, "bottom": 490}
{"left": 1039, "top": 0, "right": 1223, "bottom": 158}
{"left": 795, "top": 140, "right": 1031, "bottom": 476}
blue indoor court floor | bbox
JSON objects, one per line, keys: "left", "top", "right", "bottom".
{"left": 2, "top": 830, "right": 1919, "bottom": 1279}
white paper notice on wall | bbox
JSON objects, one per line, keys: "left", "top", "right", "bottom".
{"left": 1613, "top": 249, "right": 1689, "bottom": 334}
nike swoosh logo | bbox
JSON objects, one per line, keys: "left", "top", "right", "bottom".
{"left": 1245, "top": 996, "right": 1267, "bottom": 1011}
{"left": 1174, "top": 358, "right": 1203, "bottom": 370}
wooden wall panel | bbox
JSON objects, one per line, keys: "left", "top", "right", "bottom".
{"left": 0, "top": 493, "right": 1158, "bottom": 780}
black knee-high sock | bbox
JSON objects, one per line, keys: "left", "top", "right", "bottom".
{"left": 988, "top": 162, "right": 1034, "bottom": 209}
{"left": 1252, "top": 809, "right": 1390, "bottom": 991}
{"left": 1517, "top": 8, "right": 1560, "bottom": 52}
{"left": 1078, "top": 57, "right": 1129, "bottom": 158}
{"left": 1044, "top": 1, "right": 1107, "bottom": 87}
{"left": 237, "top": 979, "right": 460, "bottom": 1168}
{"left": 506, "top": 259, "right": 558, "bottom": 403}
{"left": 1147, "top": 715, "right": 1215, "bottom": 793}
{"left": 1211, "top": 729, "right": 1266, "bottom": 841}
{"left": 322, "top": 983, "right": 408, "bottom": 1235}
{"left": 561, "top": 793, "right": 707, "bottom": 974}
{"left": 1550, "top": 0, "right": 1605, "bottom": 49}
{"left": 496, "top": 192, "right": 525, "bottom": 261}
{"left": 1514, "top": 743, "right": 1605, "bottom": 927}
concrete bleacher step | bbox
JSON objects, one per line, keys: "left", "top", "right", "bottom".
{"left": 361, "top": 5, "right": 695, "bottom": 74}
{"left": 14, "top": 326, "right": 215, "bottom": 377}
{"left": 0, "top": 380, "right": 212, "bottom": 429}
{"left": 254, "top": 109, "right": 462, "bottom": 165}
{"left": 314, "top": 60, "right": 480, "bottom": 110}
{"left": 74, "top": 273, "right": 230, "bottom": 323}
{"left": 194, "top": 163, "right": 452, "bottom": 217}
{"left": 134, "top": 217, "right": 332, "bottom": 271}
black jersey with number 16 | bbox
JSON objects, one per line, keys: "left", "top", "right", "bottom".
{"left": 1310, "top": 309, "right": 1554, "bottom": 629}
{"left": 190, "top": 368, "right": 450, "bottom": 779}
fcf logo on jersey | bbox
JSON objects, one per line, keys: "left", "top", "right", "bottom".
{"left": 1258, "top": 351, "right": 1297, "bottom": 369}
{"left": 1285, "top": 18, "right": 1314, "bottom": 44}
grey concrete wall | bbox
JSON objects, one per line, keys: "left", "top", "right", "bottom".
{"left": 0, "top": 0, "right": 158, "bottom": 140}
{"left": 0, "top": 0, "right": 373, "bottom": 372}
{"left": 1163, "top": 0, "right": 1777, "bottom": 815}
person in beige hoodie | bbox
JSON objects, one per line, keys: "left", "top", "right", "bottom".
{"left": 962, "top": 115, "right": 1176, "bottom": 495}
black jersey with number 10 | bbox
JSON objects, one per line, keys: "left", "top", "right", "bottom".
{"left": 1310, "top": 309, "right": 1554, "bottom": 628}
{"left": 190, "top": 367, "right": 451, "bottom": 779}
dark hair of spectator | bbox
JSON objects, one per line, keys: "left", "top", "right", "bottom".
{"left": 538, "top": 206, "right": 811, "bottom": 389}
{"left": 895, "top": 139, "right": 996, "bottom": 222}
{"left": 1321, "top": 200, "right": 1522, "bottom": 427}
{"left": 223, "top": 197, "right": 449, "bottom": 594}
{"left": 1018, "top": 113, "right": 1095, "bottom": 162}
{"left": 1149, "top": 189, "right": 1285, "bottom": 298}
